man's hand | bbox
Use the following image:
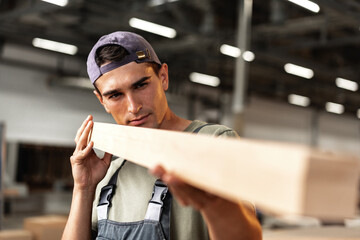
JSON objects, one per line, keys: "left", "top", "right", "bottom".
{"left": 151, "top": 165, "right": 262, "bottom": 240}
{"left": 63, "top": 115, "right": 112, "bottom": 240}
{"left": 70, "top": 115, "right": 112, "bottom": 192}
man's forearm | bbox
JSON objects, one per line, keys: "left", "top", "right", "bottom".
{"left": 201, "top": 199, "right": 262, "bottom": 240}
{"left": 62, "top": 187, "right": 96, "bottom": 240}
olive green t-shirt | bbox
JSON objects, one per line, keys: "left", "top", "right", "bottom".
{"left": 91, "top": 120, "right": 239, "bottom": 240}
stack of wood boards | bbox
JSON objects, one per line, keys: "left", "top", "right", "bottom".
{"left": 89, "top": 122, "right": 360, "bottom": 220}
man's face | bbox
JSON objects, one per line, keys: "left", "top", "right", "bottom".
{"left": 94, "top": 62, "right": 169, "bottom": 129}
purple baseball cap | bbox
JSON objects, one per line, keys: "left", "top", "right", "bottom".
{"left": 87, "top": 31, "right": 162, "bottom": 84}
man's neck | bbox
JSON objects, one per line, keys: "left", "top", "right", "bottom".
{"left": 158, "top": 110, "right": 191, "bottom": 132}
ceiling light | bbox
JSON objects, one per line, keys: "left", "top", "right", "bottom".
{"left": 288, "top": 94, "right": 310, "bottom": 107}
{"left": 335, "top": 77, "right": 358, "bottom": 92}
{"left": 189, "top": 72, "right": 220, "bottom": 87}
{"left": 286, "top": 0, "right": 320, "bottom": 13}
{"left": 242, "top": 51, "right": 255, "bottom": 62}
{"left": 149, "top": 0, "right": 178, "bottom": 7}
{"left": 220, "top": 44, "right": 241, "bottom": 58}
{"left": 325, "top": 102, "right": 344, "bottom": 115}
{"left": 32, "top": 38, "right": 78, "bottom": 55}
{"left": 41, "top": 0, "right": 68, "bottom": 7}
{"left": 129, "top": 18, "right": 177, "bottom": 38}
{"left": 284, "top": 63, "right": 314, "bottom": 79}
{"left": 149, "top": 0, "right": 166, "bottom": 6}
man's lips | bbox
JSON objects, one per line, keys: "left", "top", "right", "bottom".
{"left": 128, "top": 114, "right": 150, "bottom": 126}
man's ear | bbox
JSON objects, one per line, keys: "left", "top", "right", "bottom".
{"left": 93, "top": 90, "right": 111, "bottom": 113}
{"left": 159, "top": 63, "right": 169, "bottom": 91}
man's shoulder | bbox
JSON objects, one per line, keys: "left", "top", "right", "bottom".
{"left": 185, "top": 120, "right": 239, "bottom": 138}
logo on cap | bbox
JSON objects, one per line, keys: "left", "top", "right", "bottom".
{"left": 136, "top": 49, "right": 151, "bottom": 60}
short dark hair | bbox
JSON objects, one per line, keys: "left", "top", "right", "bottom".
{"left": 95, "top": 44, "right": 129, "bottom": 67}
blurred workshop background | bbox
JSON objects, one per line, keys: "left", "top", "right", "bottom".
{"left": 0, "top": 0, "right": 359, "bottom": 239}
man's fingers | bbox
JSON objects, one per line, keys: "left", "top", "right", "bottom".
{"left": 169, "top": 181, "right": 212, "bottom": 210}
{"left": 82, "top": 141, "right": 94, "bottom": 157}
{"left": 168, "top": 185, "right": 189, "bottom": 206}
{"left": 71, "top": 141, "right": 93, "bottom": 164}
{"left": 150, "top": 165, "right": 166, "bottom": 178}
{"left": 75, "top": 120, "right": 93, "bottom": 152}
{"left": 150, "top": 166, "right": 189, "bottom": 205}
{"left": 75, "top": 115, "right": 92, "bottom": 143}
{"left": 162, "top": 172, "right": 184, "bottom": 186}
{"left": 150, "top": 165, "right": 184, "bottom": 186}
{"left": 150, "top": 165, "right": 216, "bottom": 211}
{"left": 102, "top": 152, "right": 112, "bottom": 167}
{"left": 75, "top": 116, "right": 89, "bottom": 142}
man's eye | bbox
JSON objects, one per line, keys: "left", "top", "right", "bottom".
{"left": 136, "top": 82, "right": 148, "bottom": 89}
{"left": 109, "top": 93, "right": 122, "bottom": 99}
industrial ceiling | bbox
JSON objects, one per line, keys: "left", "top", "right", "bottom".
{"left": 0, "top": 0, "right": 359, "bottom": 118}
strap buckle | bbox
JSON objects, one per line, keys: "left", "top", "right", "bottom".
{"left": 149, "top": 180, "right": 168, "bottom": 206}
{"left": 98, "top": 184, "right": 116, "bottom": 207}
{"left": 144, "top": 179, "right": 169, "bottom": 221}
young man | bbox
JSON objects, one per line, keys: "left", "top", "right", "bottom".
{"left": 62, "top": 31, "right": 261, "bottom": 240}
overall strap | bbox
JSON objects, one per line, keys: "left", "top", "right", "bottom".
{"left": 144, "top": 179, "right": 170, "bottom": 221}
{"left": 97, "top": 160, "right": 127, "bottom": 221}
{"left": 142, "top": 124, "right": 210, "bottom": 239}
{"left": 144, "top": 179, "right": 172, "bottom": 240}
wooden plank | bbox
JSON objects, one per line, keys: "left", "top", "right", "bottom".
{"left": 263, "top": 226, "right": 360, "bottom": 240}
{"left": 89, "top": 122, "right": 360, "bottom": 220}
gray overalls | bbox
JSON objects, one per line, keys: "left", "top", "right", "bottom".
{"left": 94, "top": 123, "right": 213, "bottom": 240}
{"left": 95, "top": 160, "right": 172, "bottom": 240}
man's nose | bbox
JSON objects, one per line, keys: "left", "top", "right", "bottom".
{"left": 127, "top": 94, "right": 142, "bottom": 113}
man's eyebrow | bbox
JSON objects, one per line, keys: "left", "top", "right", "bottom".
{"left": 102, "top": 89, "right": 120, "bottom": 97}
{"left": 101, "top": 76, "right": 151, "bottom": 97}
{"left": 132, "top": 76, "right": 151, "bottom": 88}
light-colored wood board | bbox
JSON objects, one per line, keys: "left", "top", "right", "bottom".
{"left": 89, "top": 122, "right": 360, "bottom": 220}
{"left": 263, "top": 226, "right": 360, "bottom": 239}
